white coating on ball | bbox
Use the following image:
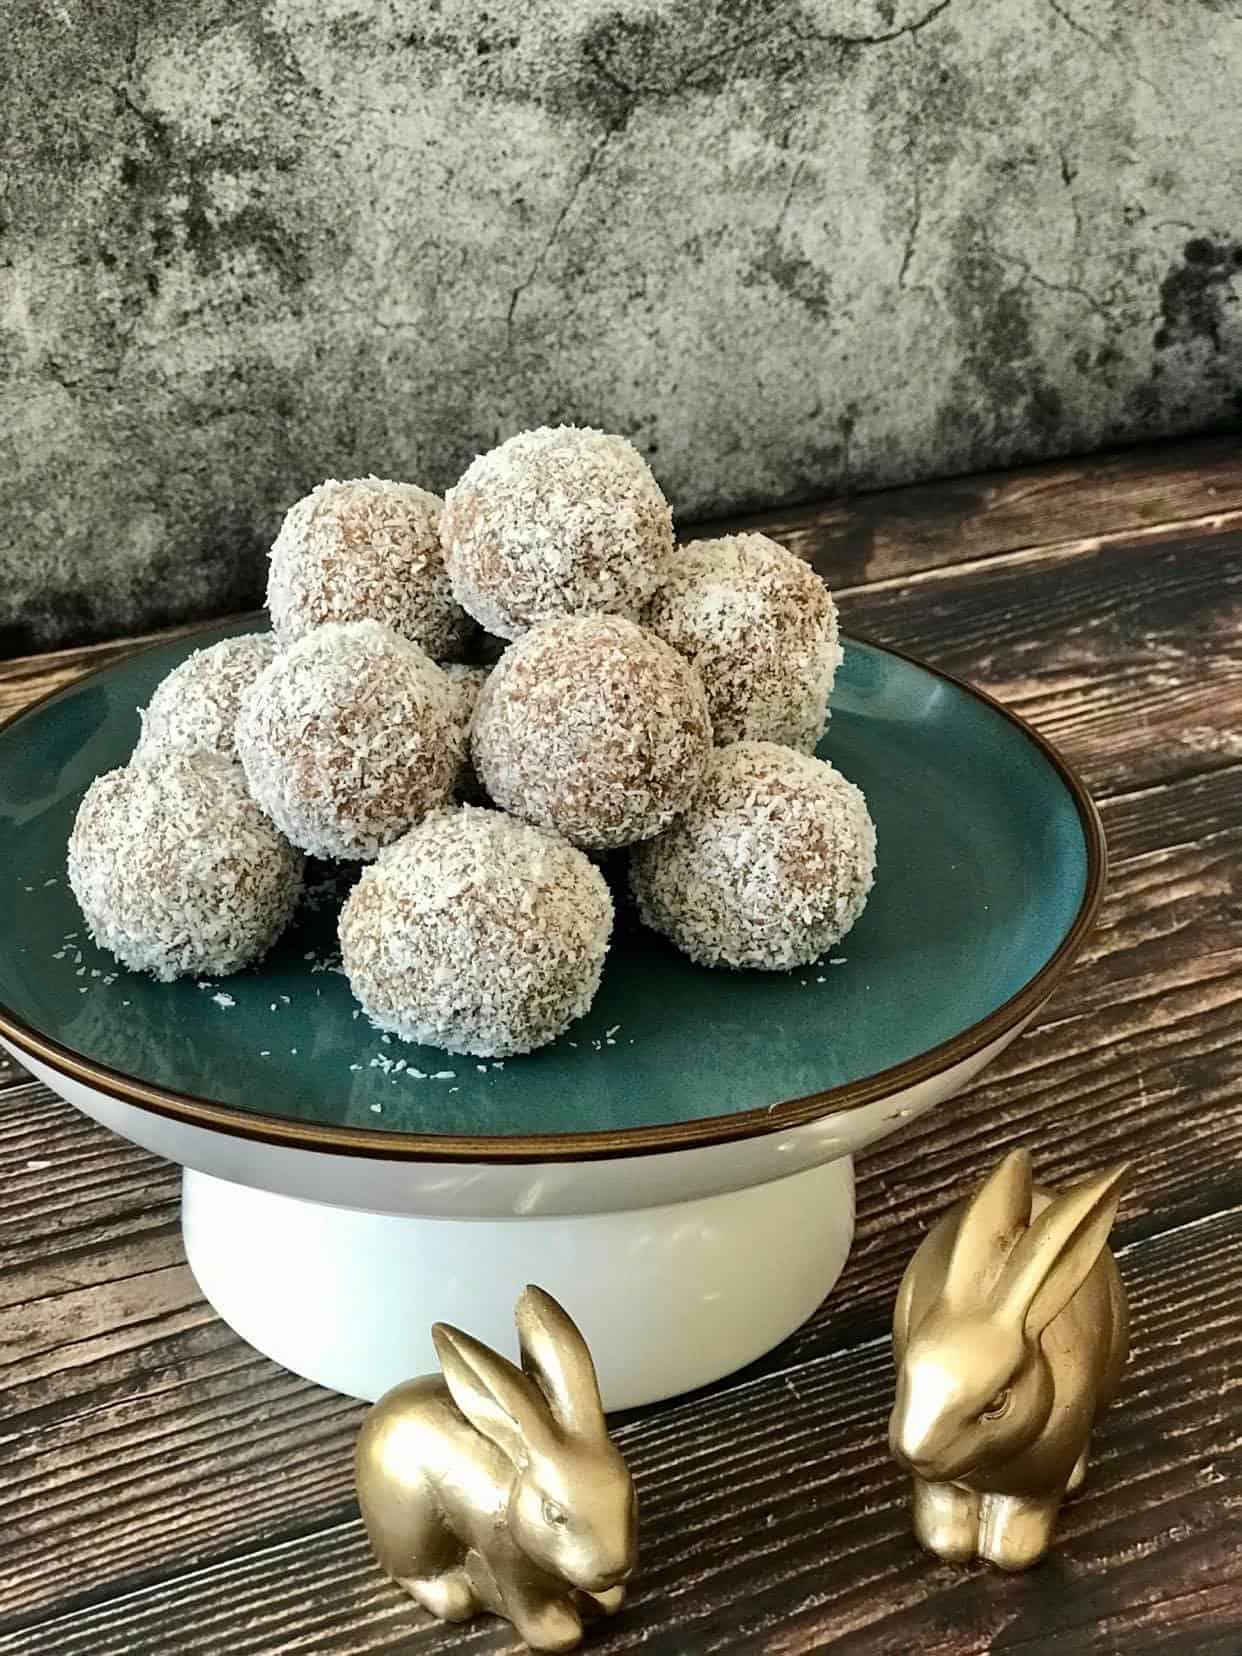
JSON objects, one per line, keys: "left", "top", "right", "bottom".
{"left": 236, "top": 620, "right": 457, "bottom": 862}
{"left": 441, "top": 425, "right": 674, "bottom": 639}
{"left": 629, "top": 741, "right": 876, "bottom": 971}
{"left": 339, "top": 806, "right": 613, "bottom": 1057}
{"left": 136, "top": 633, "right": 277, "bottom": 761}
{"left": 441, "top": 662, "right": 491, "bottom": 800}
{"left": 471, "top": 616, "right": 713, "bottom": 851}
{"left": 644, "top": 533, "right": 843, "bottom": 752}
{"left": 67, "top": 750, "right": 304, "bottom": 981}
{"left": 441, "top": 662, "right": 490, "bottom": 737}
{"left": 267, "top": 477, "right": 474, "bottom": 657}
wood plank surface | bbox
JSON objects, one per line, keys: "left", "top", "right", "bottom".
{"left": 2, "top": 1203, "right": 1237, "bottom": 1656}
{"left": 3, "top": 434, "right": 1241, "bottom": 720}
{"left": 712, "top": 431, "right": 1242, "bottom": 591}
{"left": 1, "top": 748, "right": 1237, "bottom": 1635}
{"left": 836, "top": 531, "right": 1242, "bottom": 800}
{"left": 1, "top": 437, "right": 1240, "bottom": 1654}
{"left": 0, "top": 618, "right": 217, "bottom": 725}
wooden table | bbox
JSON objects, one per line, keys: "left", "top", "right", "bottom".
{"left": 2, "top": 437, "right": 1240, "bottom": 1654}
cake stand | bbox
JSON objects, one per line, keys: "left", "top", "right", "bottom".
{"left": 0, "top": 626, "right": 1104, "bottom": 1408}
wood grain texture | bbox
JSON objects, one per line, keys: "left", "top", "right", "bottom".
{"left": 2, "top": 1203, "right": 1237, "bottom": 1656}
{"left": 2, "top": 540, "right": 1238, "bottom": 814}
{"left": 838, "top": 531, "right": 1242, "bottom": 800}
{"left": 0, "top": 759, "right": 1237, "bottom": 1640}
{"left": 3, "top": 432, "right": 1241, "bottom": 711}
{"left": 1, "top": 441, "right": 1240, "bottom": 1654}
{"left": 708, "top": 431, "right": 1242, "bottom": 592}
{"left": 0, "top": 617, "right": 221, "bottom": 722}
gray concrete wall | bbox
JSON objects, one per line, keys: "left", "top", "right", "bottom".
{"left": 2, "top": 0, "right": 1240, "bottom": 654}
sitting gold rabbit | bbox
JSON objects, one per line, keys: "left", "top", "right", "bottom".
{"left": 889, "top": 1148, "right": 1130, "bottom": 1569}
{"left": 356, "top": 1286, "right": 637, "bottom": 1652}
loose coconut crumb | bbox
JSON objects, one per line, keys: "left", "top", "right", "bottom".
{"left": 472, "top": 616, "right": 713, "bottom": 850}
{"left": 136, "top": 634, "right": 276, "bottom": 761}
{"left": 644, "top": 533, "right": 843, "bottom": 752}
{"left": 268, "top": 477, "right": 474, "bottom": 657}
{"left": 339, "top": 805, "right": 613, "bottom": 1056}
{"left": 67, "top": 750, "right": 304, "bottom": 982}
{"left": 236, "top": 620, "right": 457, "bottom": 861}
{"left": 630, "top": 740, "right": 876, "bottom": 971}
{"left": 442, "top": 426, "right": 674, "bottom": 639}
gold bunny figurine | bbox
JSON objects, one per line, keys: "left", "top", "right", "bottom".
{"left": 889, "top": 1149, "right": 1130, "bottom": 1570}
{"left": 356, "top": 1286, "right": 637, "bottom": 1652}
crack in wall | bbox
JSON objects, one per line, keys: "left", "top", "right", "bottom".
{"left": 898, "top": 173, "right": 923, "bottom": 290}
{"left": 994, "top": 248, "right": 1112, "bottom": 324}
{"left": 580, "top": 0, "right": 957, "bottom": 120}
{"left": 1044, "top": 0, "right": 1160, "bottom": 95}
{"left": 1057, "top": 145, "right": 1085, "bottom": 245}
{"left": 774, "top": 155, "right": 808, "bottom": 240}
{"left": 815, "top": 0, "right": 956, "bottom": 48}
{"left": 506, "top": 128, "right": 614, "bottom": 345}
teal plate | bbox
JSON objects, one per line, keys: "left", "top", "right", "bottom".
{"left": 0, "top": 623, "right": 1104, "bottom": 1160}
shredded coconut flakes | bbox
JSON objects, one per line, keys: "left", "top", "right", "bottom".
{"left": 136, "top": 634, "right": 276, "bottom": 762}
{"left": 472, "top": 616, "right": 713, "bottom": 850}
{"left": 644, "top": 533, "right": 842, "bottom": 753}
{"left": 630, "top": 740, "right": 876, "bottom": 971}
{"left": 67, "top": 750, "right": 304, "bottom": 982}
{"left": 339, "top": 806, "right": 613, "bottom": 1057}
{"left": 442, "top": 426, "right": 674, "bottom": 639}
{"left": 235, "top": 620, "right": 457, "bottom": 862}
{"left": 267, "top": 477, "right": 473, "bottom": 657}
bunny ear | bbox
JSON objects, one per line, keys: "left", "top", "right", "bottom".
{"left": 993, "top": 1163, "right": 1130, "bottom": 1338}
{"left": 433, "top": 1322, "right": 554, "bottom": 1466}
{"left": 515, "top": 1286, "right": 607, "bottom": 1439}
{"left": 944, "top": 1149, "right": 1034, "bottom": 1307}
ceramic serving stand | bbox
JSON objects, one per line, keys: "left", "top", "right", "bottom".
{"left": 0, "top": 627, "right": 1104, "bottom": 1408}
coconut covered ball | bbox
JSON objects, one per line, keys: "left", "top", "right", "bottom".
{"left": 471, "top": 615, "right": 713, "bottom": 851}
{"left": 339, "top": 806, "right": 613, "bottom": 1057}
{"left": 441, "top": 662, "right": 491, "bottom": 800}
{"left": 236, "top": 621, "right": 457, "bottom": 861}
{"left": 267, "top": 477, "right": 474, "bottom": 658}
{"left": 442, "top": 662, "right": 490, "bottom": 740}
{"left": 644, "top": 533, "right": 842, "bottom": 752}
{"left": 441, "top": 426, "right": 674, "bottom": 639}
{"left": 68, "top": 750, "right": 303, "bottom": 981}
{"left": 630, "top": 740, "right": 875, "bottom": 971}
{"left": 135, "top": 633, "right": 277, "bottom": 761}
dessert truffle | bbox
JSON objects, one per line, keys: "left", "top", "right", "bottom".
{"left": 136, "top": 633, "right": 276, "bottom": 761}
{"left": 441, "top": 662, "right": 491, "bottom": 800}
{"left": 471, "top": 615, "right": 712, "bottom": 850}
{"left": 441, "top": 426, "right": 674, "bottom": 639}
{"left": 441, "top": 662, "right": 490, "bottom": 741}
{"left": 644, "top": 533, "right": 842, "bottom": 752}
{"left": 68, "top": 750, "right": 303, "bottom": 981}
{"left": 629, "top": 740, "right": 875, "bottom": 970}
{"left": 267, "top": 477, "right": 473, "bottom": 658}
{"left": 339, "top": 806, "right": 613, "bottom": 1056}
{"left": 236, "top": 621, "right": 457, "bottom": 861}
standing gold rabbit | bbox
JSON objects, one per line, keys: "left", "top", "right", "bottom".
{"left": 889, "top": 1148, "right": 1130, "bottom": 1570}
{"left": 356, "top": 1286, "right": 637, "bottom": 1652}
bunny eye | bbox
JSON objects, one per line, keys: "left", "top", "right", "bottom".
{"left": 542, "top": 1499, "right": 568, "bottom": 1527}
{"left": 980, "top": 1388, "right": 1011, "bottom": 1422}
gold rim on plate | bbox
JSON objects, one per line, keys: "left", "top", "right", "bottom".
{"left": 0, "top": 624, "right": 1107, "bottom": 1165}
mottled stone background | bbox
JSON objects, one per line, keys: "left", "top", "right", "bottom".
{"left": 1, "top": 0, "right": 1240, "bottom": 654}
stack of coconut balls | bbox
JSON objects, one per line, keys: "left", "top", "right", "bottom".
{"left": 68, "top": 426, "right": 876, "bottom": 1059}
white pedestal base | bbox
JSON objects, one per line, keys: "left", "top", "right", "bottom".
{"left": 182, "top": 1156, "right": 855, "bottom": 1408}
